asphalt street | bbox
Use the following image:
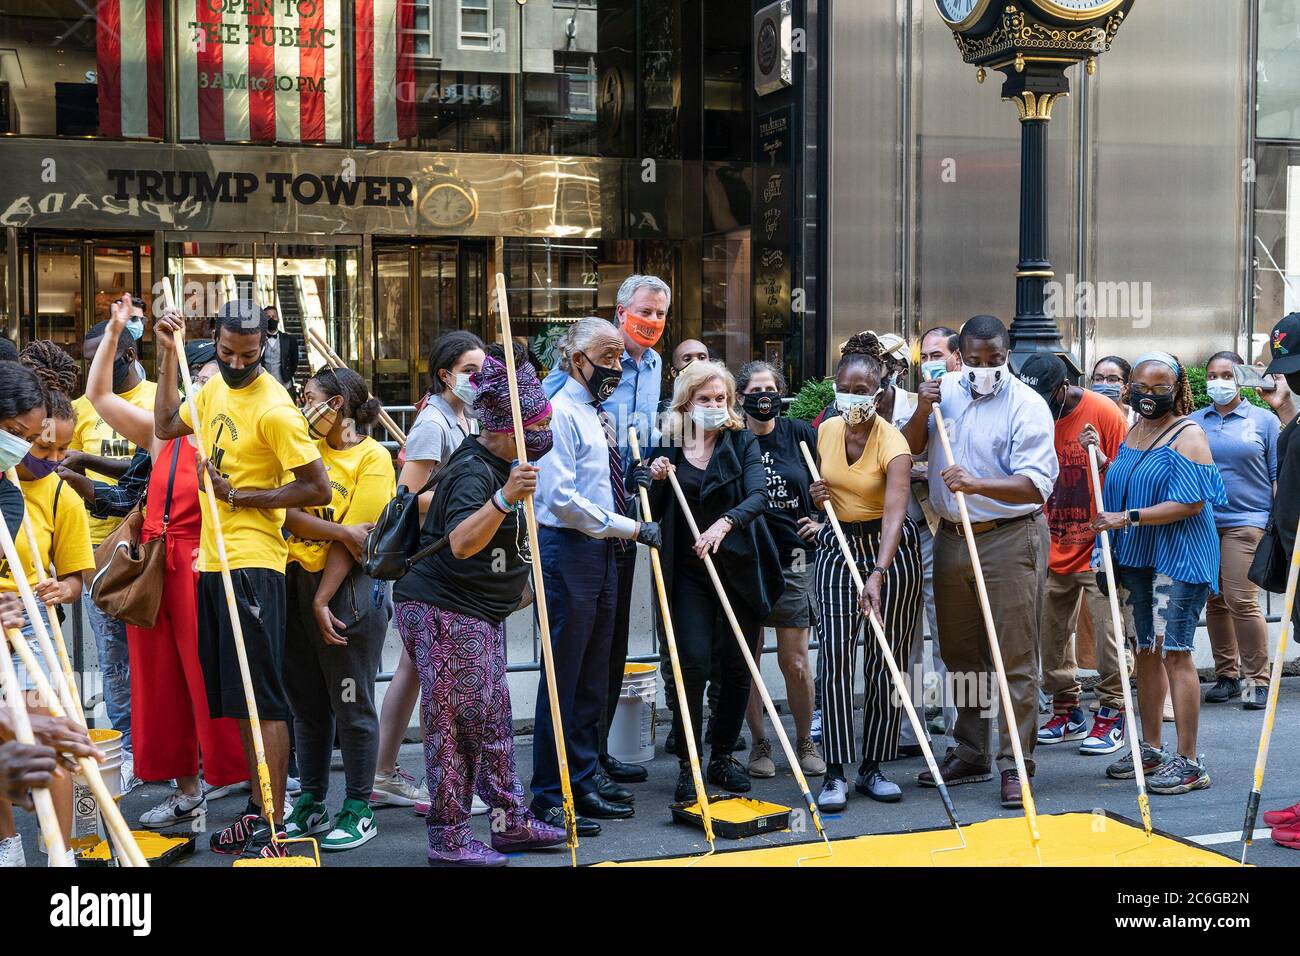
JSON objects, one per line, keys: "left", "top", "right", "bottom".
{"left": 20, "top": 677, "right": 1300, "bottom": 869}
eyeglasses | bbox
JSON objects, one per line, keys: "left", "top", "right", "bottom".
{"left": 1130, "top": 384, "right": 1175, "bottom": 396}
{"left": 1091, "top": 374, "right": 1124, "bottom": 385}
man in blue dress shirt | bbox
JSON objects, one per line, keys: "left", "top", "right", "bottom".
{"left": 531, "top": 317, "right": 662, "bottom": 834}
{"left": 542, "top": 274, "right": 670, "bottom": 785}
{"left": 902, "top": 315, "right": 1059, "bottom": 810}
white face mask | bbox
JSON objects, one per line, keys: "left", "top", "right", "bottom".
{"left": 451, "top": 371, "right": 478, "bottom": 406}
{"left": 0, "top": 431, "right": 33, "bottom": 472}
{"left": 835, "top": 391, "right": 878, "bottom": 426}
{"left": 962, "top": 363, "right": 1008, "bottom": 396}
{"left": 1206, "top": 380, "right": 1239, "bottom": 407}
{"left": 690, "top": 406, "right": 731, "bottom": 432}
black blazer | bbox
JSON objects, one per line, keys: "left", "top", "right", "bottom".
{"left": 265, "top": 331, "right": 301, "bottom": 385}
{"left": 644, "top": 428, "right": 785, "bottom": 621}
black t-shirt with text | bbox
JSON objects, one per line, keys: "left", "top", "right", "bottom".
{"left": 755, "top": 417, "right": 818, "bottom": 569}
{"left": 394, "top": 437, "right": 530, "bottom": 625}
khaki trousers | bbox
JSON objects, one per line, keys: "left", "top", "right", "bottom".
{"left": 1039, "top": 570, "right": 1126, "bottom": 712}
{"left": 1205, "top": 525, "right": 1270, "bottom": 683}
{"left": 934, "top": 514, "right": 1049, "bottom": 775}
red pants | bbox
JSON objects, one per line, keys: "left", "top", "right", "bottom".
{"left": 126, "top": 536, "right": 246, "bottom": 787}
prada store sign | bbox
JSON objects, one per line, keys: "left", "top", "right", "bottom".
{"left": 0, "top": 140, "right": 669, "bottom": 239}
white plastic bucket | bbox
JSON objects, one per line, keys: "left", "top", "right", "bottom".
{"left": 608, "top": 662, "right": 657, "bottom": 764}
{"left": 73, "top": 728, "right": 123, "bottom": 841}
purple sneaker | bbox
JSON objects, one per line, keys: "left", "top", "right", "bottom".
{"left": 427, "top": 839, "right": 508, "bottom": 868}
{"left": 491, "top": 817, "right": 567, "bottom": 853}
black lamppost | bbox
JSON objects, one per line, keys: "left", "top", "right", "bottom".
{"left": 933, "top": 1, "right": 1136, "bottom": 374}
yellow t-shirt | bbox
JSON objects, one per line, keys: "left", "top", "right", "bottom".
{"left": 180, "top": 372, "right": 321, "bottom": 573}
{"left": 70, "top": 379, "right": 159, "bottom": 546}
{"left": 816, "top": 415, "right": 913, "bottom": 522}
{"left": 286, "top": 437, "right": 396, "bottom": 572}
{"left": 0, "top": 474, "right": 94, "bottom": 593}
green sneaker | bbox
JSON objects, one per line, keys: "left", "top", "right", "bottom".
{"left": 283, "top": 793, "right": 330, "bottom": 838}
{"left": 321, "top": 799, "right": 377, "bottom": 852}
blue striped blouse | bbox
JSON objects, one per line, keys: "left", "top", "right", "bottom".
{"left": 1101, "top": 442, "right": 1227, "bottom": 588}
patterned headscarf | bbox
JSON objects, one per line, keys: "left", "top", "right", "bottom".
{"left": 472, "top": 354, "right": 551, "bottom": 433}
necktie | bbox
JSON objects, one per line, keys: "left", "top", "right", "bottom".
{"left": 597, "top": 402, "right": 630, "bottom": 551}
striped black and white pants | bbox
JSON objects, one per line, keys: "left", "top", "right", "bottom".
{"left": 815, "top": 517, "right": 923, "bottom": 766}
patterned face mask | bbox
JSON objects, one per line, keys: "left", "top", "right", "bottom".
{"left": 304, "top": 400, "right": 339, "bottom": 439}
{"left": 835, "top": 391, "right": 878, "bottom": 426}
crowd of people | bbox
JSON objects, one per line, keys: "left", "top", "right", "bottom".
{"left": 1, "top": 274, "right": 1300, "bottom": 867}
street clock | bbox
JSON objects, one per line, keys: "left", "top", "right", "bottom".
{"left": 934, "top": 0, "right": 998, "bottom": 33}
{"left": 934, "top": 0, "right": 1136, "bottom": 81}
{"left": 932, "top": 0, "right": 1139, "bottom": 376}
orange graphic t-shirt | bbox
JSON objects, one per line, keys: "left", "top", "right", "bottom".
{"left": 1046, "top": 388, "right": 1128, "bottom": 575}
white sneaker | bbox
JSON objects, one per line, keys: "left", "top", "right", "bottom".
{"left": 0, "top": 835, "right": 25, "bottom": 867}
{"left": 120, "top": 755, "right": 141, "bottom": 795}
{"left": 201, "top": 779, "right": 250, "bottom": 801}
{"left": 472, "top": 794, "right": 488, "bottom": 816}
{"left": 371, "top": 767, "right": 426, "bottom": 807}
{"left": 139, "top": 791, "right": 207, "bottom": 829}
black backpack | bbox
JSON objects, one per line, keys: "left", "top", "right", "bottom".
{"left": 362, "top": 467, "right": 450, "bottom": 581}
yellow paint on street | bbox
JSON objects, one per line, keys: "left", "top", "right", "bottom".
{"left": 601, "top": 812, "right": 1239, "bottom": 867}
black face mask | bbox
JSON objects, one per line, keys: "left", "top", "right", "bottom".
{"left": 111, "top": 353, "right": 133, "bottom": 392}
{"left": 743, "top": 392, "right": 781, "bottom": 422}
{"left": 1130, "top": 390, "right": 1175, "bottom": 420}
{"left": 1287, "top": 372, "right": 1300, "bottom": 400}
{"left": 1047, "top": 386, "right": 1066, "bottom": 420}
{"left": 217, "top": 353, "right": 263, "bottom": 389}
{"left": 579, "top": 352, "right": 621, "bottom": 403}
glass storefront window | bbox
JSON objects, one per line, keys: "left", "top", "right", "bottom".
{"left": 1259, "top": 0, "right": 1300, "bottom": 140}
{"left": 1252, "top": 143, "right": 1300, "bottom": 363}
{"left": 366, "top": 0, "right": 604, "bottom": 153}
{"left": 0, "top": 3, "right": 163, "bottom": 138}
{"left": 27, "top": 240, "right": 81, "bottom": 352}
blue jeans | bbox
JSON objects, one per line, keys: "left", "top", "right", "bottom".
{"left": 1115, "top": 568, "right": 1209, "bottom": 655}
{"left": 85, "top": 588, "right": 131, "bottom": 752}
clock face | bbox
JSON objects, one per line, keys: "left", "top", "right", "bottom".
{"left": 422, "top": 183, "right": 476, "bottom": 228}
{"left": 934, "top": 0, "right": 992, "bottom": 29}
{"left": 1029, "top": 0, "right": 1127, "bottom": 20}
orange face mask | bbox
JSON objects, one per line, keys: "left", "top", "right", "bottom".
{"left": 623, "top": 309, "right": 666, "bottom": 349}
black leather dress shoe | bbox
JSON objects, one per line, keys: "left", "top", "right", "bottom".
{"left": 600, "top": 753, "right": 649, "bottom": 783}
{"left": 536, "top": 804, "right": 601, "bottom": 837}
{"left": 594, "top": 771, "right": 635, "bottom": 805}
{"left": 575, "top": 792, "right": 635, "bottom": 820}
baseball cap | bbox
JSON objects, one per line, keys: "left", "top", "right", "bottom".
{"left": 1264, "top": 312, "right": 1300, "bottom": 376}
{"left": 877, "top": 333, "right": 910, "bottom": 365}
{"left": 1017, "top": 351, "right": 1067, "bottom": 400}
{"left": 185, "top": 339, "right": 216, "bottom": 368}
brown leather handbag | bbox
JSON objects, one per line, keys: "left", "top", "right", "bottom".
{"left": 89, "top": 442, "right": 180, "bottom": 629}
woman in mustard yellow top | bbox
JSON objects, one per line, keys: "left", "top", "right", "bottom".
{"left": 280, "top": 367, "right": 396, "bottom": 853}
{"left": 811, "top": 333, "right": 922, "bottom": 813}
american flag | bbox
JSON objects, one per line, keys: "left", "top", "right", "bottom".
{"left": 97, "top": 0, "right": 415, "bottom": 144}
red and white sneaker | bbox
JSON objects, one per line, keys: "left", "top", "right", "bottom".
{"left": 1263, "top": 802, "right": 1300, "bottom": 828}
{"left": 1079, "top": 707, "right": 1125, "bottom": 756}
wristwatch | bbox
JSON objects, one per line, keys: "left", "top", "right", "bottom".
{"left": 1128, "top": 509, "right": 1141, "bottom": 527}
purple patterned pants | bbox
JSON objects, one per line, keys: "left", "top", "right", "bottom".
{"left": 396, "top": 601, "right": 531, "bottom": 851}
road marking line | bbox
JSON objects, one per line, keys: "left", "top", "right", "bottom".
{"left": 1186, "top": 829, "right": 1270, "bottom": 846}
